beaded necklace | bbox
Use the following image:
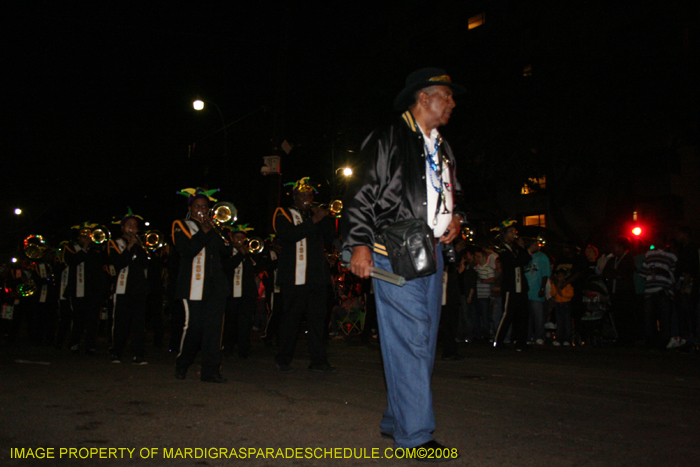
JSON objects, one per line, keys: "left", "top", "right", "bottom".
{"left": 424, "top": 135, "right": 451, "bottom": 225}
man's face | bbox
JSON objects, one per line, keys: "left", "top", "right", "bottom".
{"left": 293, "top": 190, "right": 313, "bottom": 210}
{"left": 121, "top": 218, "right": 138, "bottom": 236}
{"left": 232, "top": 232, "right": 246, "bottom": 247}
{"left": 504, "top": 227, "right": 518, "bottom": 243}
{"left": 189, "top": 198, "right": 210, "bottom": 222}
{"left": 422, "top": 85, "right": 455, "bottom": 128}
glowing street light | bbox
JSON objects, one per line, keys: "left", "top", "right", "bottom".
{"left": 193, "top": 99, "right": 205, "bottom": 111}
{"left": 14, "top": 208, "right": 22, "bottom": 215}
{"left": 342, "top": 167, "right": 353, "bottom": 177}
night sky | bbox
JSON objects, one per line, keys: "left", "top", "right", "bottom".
{"left": 4, "top": 2, "right": 698, "bottom": 255}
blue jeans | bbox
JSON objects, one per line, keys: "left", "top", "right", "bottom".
{"left": 528, "top": 300, "right": 547, "bottom": 342}
{"left": 373, "top": 245, "right": 444, "bottom": 448}
{"left": 475, "top": 297, "right": 492, "bottom": 339}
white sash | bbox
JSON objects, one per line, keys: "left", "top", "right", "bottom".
{"left": 60, "top": 267, "right": 69, "bottom": 300}
{"left": 114, "top": 238, "right": 129, "bottom": 295}
{"left": 76, "top": 263, "right": 85, "bottom": 298}
{"left": 289, "top": 209, "right": 307, "bottom": 285}
{"left": 186, "top": 220, "right": 205, "bottom": 301}
{"left": 233, "top": 261, "right": 243, "bottom": 298}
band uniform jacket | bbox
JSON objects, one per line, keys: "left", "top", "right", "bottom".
{"left": 498, "top": 242, "right": 531, "bottom": 295}
{"left": 224, "top": 252, "right": 261, "bottom": 299}
{"left": 106, "top": 237, "right": 149, "bottom": 296}
{"left": 62, "top": 243, "right": 107, "bottom": 299}
{"left": 273, "top": 207, "right": 334, "bottom": 288}
{"left": 342, "top": 110, "right": 465, "bottom": 250}
{"left": 171, "top": 218, "right": 231, "bottom": 300}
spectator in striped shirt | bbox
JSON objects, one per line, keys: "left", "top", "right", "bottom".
{"left": 638, "top": 243, "right": 677, "bottom": 349}
{"left": 474, "top": 248, "right": 496, "bottom": 341}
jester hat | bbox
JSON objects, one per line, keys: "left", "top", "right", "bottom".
{"left": 284, "top": 177, "right": 317, "bottom": 195}
{"left": 177, "top": 187, "right": 219, "bottom": 206}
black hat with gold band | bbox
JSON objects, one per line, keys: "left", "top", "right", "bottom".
{"left": 393, "top": 67, "right": 466, "bottom": 111}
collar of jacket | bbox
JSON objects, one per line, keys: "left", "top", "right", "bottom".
{"left": 401, "top": 110, "right": 420, "bottom": 133}
{"left": 401, "top": 110, "right": 443, "bottom": 147}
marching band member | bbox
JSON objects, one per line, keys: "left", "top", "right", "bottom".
{"left": 63, "top": 222, "right": 108, "bottom": 355}
{"left": 106, "top": 208, "right": 149, "bottom": 365}
{"left": 172, "top": 187, "right": 231, "bottom": 383}
{"left": 54, "top": 241, "right": 73, "bottom": 350}
{"left": 273, "top": 177, "right": 335, "bottom": 372}
{"left": 493, "top": 219, "right": 532, "bottom": 351}
{"left": 222, "top": 224, "right": 262, "bottom": 358}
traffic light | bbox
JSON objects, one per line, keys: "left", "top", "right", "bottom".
{"left": 632, "top": 226, "right": 642, "bottom": 236}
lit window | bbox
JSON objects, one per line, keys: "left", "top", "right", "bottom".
{"left": 524, "top": 214, "right": 546, "bottom": 228}
{"left": 521, "top": 176, "right": 546, "bottom": 194}
{"left": 468, "top": 12, "right": 485, "bottom": 30}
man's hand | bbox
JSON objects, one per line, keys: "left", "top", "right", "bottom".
{"left": 440, "top": 215, "right": 462, "bottom": 244}
{"left": 78, "top": 236, "right": 91, "bottom": 251}
{"left": 125, "top": 232, "right": 139, "bottom": 250}
{"left": 196, "top": 212, "right": 213, "bottom": 234}
{"left": 311, "top": 205, "right": 330, "bottom": 224}
{"left": 350, "top": 245, "right": 373, "bottom": 279}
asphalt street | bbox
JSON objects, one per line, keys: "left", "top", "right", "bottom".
{"left": 1, "top": 333, "right": 698, "bottom": 467}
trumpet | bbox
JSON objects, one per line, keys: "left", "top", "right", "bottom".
{"left": 247, "top": 237, "right": 264, "bottom": 254}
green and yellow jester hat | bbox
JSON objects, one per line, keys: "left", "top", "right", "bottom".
{"left": 111, "top": 207, "right": 144, "bottom": 225}
{"left": 284, "top": 177, "right": 317, "bottom": 195}
{"left": 493, "top": 218, "right": 518, "bottom": 234}
{"left": 177, "top": 187, "right": 220, "bottom": 206}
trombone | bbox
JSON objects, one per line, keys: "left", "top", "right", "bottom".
{"left": 210, "top": 201, "right": 238, "bottom": 244}
{"left": 79, "top": 227, "right": 111, "bottom": 244}
{"left": 141, "top": 230, "right": 165, "bottom": 251}
{"left": 313, "top": 199, "right": 343, "bottom": 217}
{"left": 23, "top": 235, "right": 50, "bottom": 259}
{"left": 247, "top": 237, "right": 264, "bottom": 254}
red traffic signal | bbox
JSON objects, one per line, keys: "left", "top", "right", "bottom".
{"left": 632, "top": 226, "right": 642, "bottom": 236}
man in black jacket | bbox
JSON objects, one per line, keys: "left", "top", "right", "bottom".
{"left": 343, "top": 68, "right": 465, "bottom": 457}
{"left": 172, "top": 187, "right": 231, "bottom": 383}
{"left": 106, "top": 209, "right": 149, "bottom": 364}
{"left": 493, "top": 220, "right": 532, "bottom": 350}
{"left": 64, "top": 223, "right": 108, "bottom": 355}
{"left": 273, "top": 178, "right": 335, "bottom": 372}
{"left": 223, "top": 225, "right": 263, "bottom": 358}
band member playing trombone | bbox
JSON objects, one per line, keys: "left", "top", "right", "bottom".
{"left": 106, "top": 208, "right": 149, "bottom": 365}
{"left": 222, "top": 224, "right": 263, "bottom": 358}
{"left": 63, "top": 222, "right": 109, "bottom": 355}
{"left": 172, "top": 187, "right": 231, "bottom": 383}
{"left": 273, "top": 177, "right": 336, "bottom": 372}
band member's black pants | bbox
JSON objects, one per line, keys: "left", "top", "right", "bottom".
{"left": 275, "top": 284, "right": 329, "bottom": 367}
{"left": 176, "top": 296, "right": 226, "bottom": 379}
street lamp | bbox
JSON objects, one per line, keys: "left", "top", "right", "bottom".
{"left": 192, "top": 98, "right": 227, "bottom": 158}
{"left": 14, "top": 208, "right": 22, "bottom": 215}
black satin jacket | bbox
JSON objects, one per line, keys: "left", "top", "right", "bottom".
{"left": 342, "top": 111, "right": 463, "bottom": 249}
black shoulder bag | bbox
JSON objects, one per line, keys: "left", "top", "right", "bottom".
{"left": 380, "top": 219, "right": 437, "bottom": 281}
